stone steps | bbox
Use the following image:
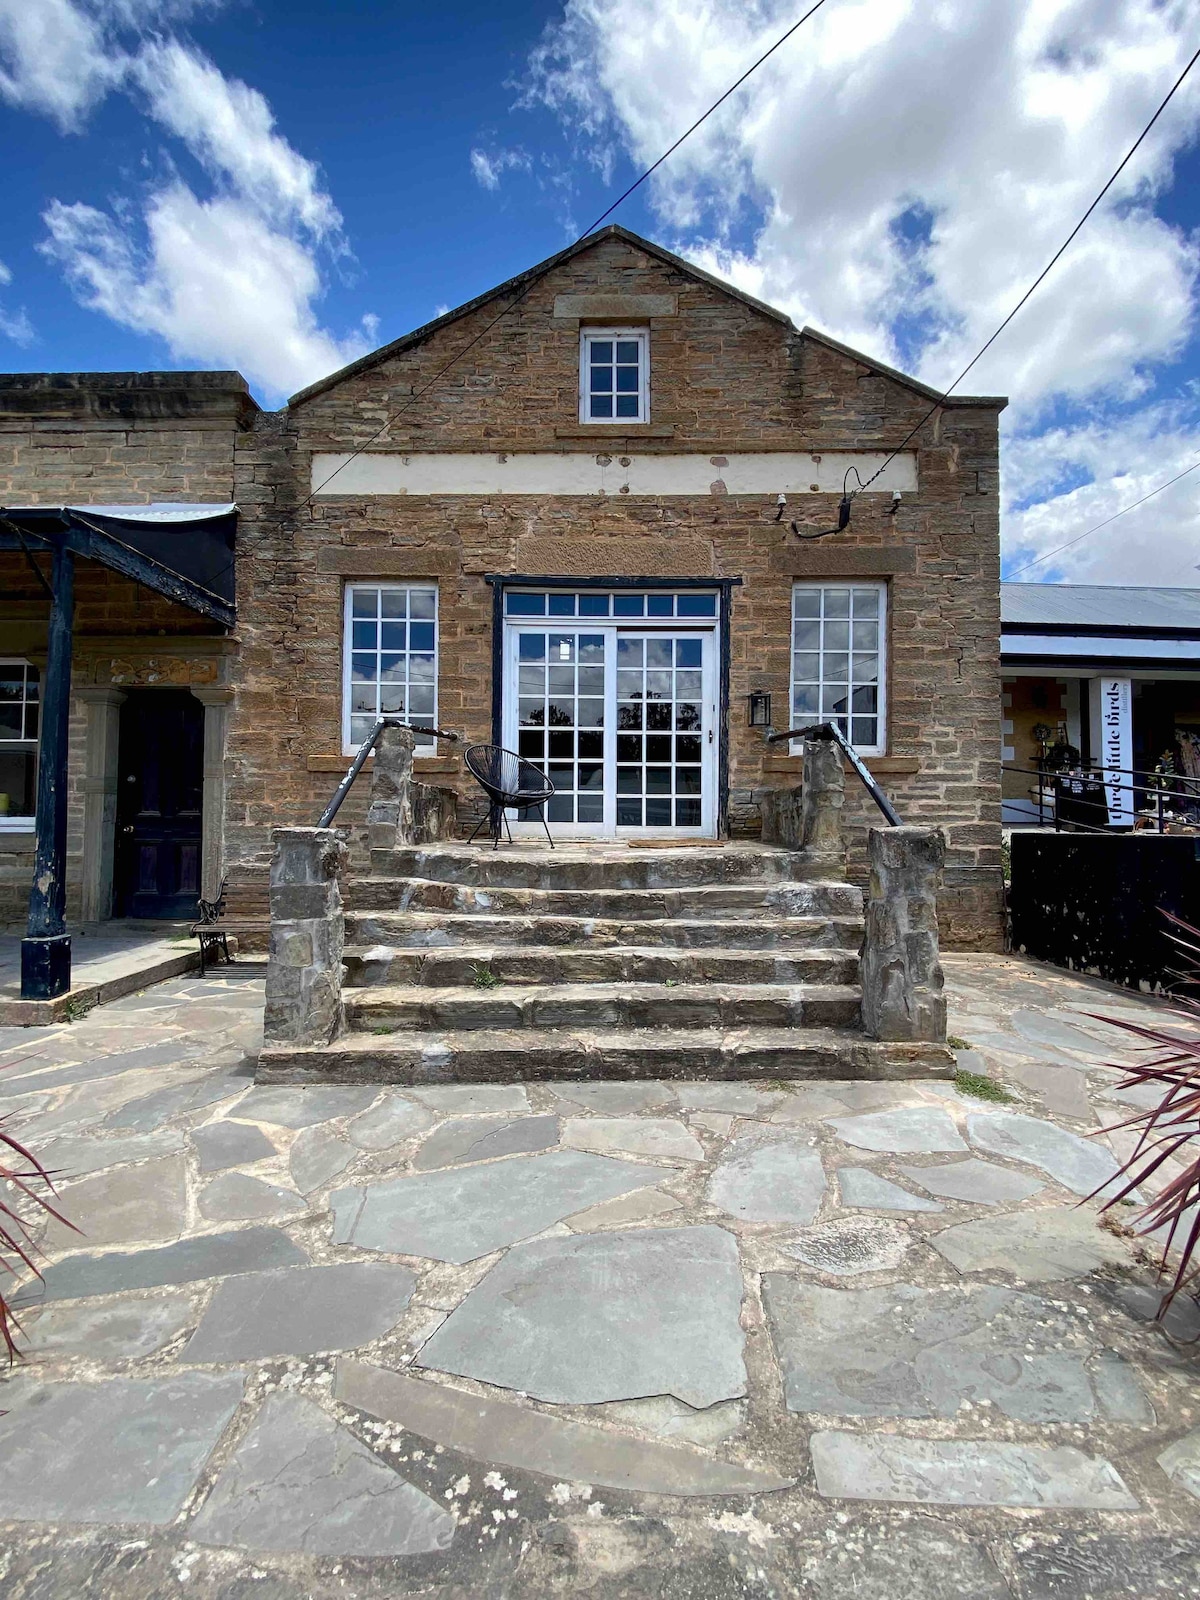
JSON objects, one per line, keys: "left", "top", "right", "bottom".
{"left": 342, "top": 943, "right": 861, "bottom": 989}
{"left": 345, "top": 877, "right": 863, "bottom": 921}
{"left": 367, "top": 843, "right": 825, "bottom": 889}
{"left": 345, "top": 911, "right": 864, "bottom": 952}
{"left": 257, "top": 1026, "right": 954, "bottom": 1086}
{"left": 343, "top": 981, "right": 864, "bottom": 1034}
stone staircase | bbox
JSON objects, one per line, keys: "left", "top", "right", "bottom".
{"left": 257, "top": 839, "right": 954, "bottom": 1085}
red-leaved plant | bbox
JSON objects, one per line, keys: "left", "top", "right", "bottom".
{"left": 1090, "top": 910, "right": 1200, "bottom": 1323}
{"left": 1, "top": 1114, "right": 75, "bottom": 1362}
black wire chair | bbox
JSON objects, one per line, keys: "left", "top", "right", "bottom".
{"left": 464, "top": 744, "right": 556, "bottom": 849}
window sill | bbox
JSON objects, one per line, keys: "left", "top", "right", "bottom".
{"left": 0, "top": 819, "right": 35, "bottom": 833}
{"left": 554, "top": 425, "right": 675, "bottom": 440}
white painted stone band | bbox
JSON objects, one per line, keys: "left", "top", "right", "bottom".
{"left": 310, "top": 450, "right": 918, "bottom": 498}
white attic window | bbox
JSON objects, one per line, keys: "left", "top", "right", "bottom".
{"left": 579, "top": 328, "right": 649, "bottom": 423}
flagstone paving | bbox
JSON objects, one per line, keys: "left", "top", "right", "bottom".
{"left": 0, "top": 957, "right": 1198, "bottom": 1598}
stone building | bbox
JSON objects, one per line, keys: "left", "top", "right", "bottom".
{"left": 1, "top": 226, "right": 1005, "bottom": 961}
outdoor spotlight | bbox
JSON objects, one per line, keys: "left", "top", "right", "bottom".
{"left": 774, "top": 494, "right": 787, "bottom": 522}
{"left": 885, "top": 490, "right": 902, "bottom": 516}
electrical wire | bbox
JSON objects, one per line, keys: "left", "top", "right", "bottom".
{"left": 301, "top": 0, "right": 832, "bottom": 508}
{"left": 852, "top": 40, "right": 1200, "bottom": 501}
{"left": 1004, "top": 456, "right": 1200, "bottom": 580}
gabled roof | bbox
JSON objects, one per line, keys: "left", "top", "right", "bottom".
{"left": 287, "top": 224, "right": 1006, "bottom": 412}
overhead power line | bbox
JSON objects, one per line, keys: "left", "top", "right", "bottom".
{"left": 852, "top": 40, "right": 1200, "bottom": 500}
{"left": 1004, "top": 456, "right": 1200, "bottom": 580}
{"left": 303, "top": 0, "right": 832, "bottom": 507}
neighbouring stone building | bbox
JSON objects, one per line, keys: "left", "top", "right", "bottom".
{"left": 1, "top": 226, "right": 1005, "bottom": 949}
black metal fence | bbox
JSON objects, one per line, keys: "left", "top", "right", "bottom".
{"left": 1009, "top": 831, "right": 1200, "bottom": 990}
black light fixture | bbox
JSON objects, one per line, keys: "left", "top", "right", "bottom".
{"left": 747, "top": 691, "right": 772, "bottom": 728}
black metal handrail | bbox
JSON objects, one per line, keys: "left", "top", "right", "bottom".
{"left": 318, "top": 718, "right": 459, "bottom": 828}
{"left": 766, "top": 721, "right": 902, "bottom": 826}
{"left": 1004, "top": 760, "right": 1200, "bottom": 833}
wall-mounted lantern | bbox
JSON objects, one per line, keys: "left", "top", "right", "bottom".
{"left": 747, "top": 691, "right": 772, "bottom": 728}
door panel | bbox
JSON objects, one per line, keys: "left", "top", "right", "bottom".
{"left": 504, "top": 624, "right": 715, "bottom": 837}
{"left": 114, "top": 690, "right": 204, "bottom": 918}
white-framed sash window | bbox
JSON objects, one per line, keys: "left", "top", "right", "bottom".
{"left": 342, "top": 583, "right": 438, "bottom": 753}
{"left": 0, "top": 658, "right": 38, "bottom": 830}
{"left": 790, "top": 582, "right": 887, "bottom": 754}
{"left": 579, "top": 327, "right": 649, "bottom": 423}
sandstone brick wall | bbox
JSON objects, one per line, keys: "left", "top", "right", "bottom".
{"left": 226, "top": 230, "right": 1004, "bottom": 949}
{"left": 0, "top": 234, "right": 1005, "bottom": 950}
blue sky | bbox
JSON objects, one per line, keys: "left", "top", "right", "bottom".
{"left": 2, "top": 0, "right": 1200, "bottom": 586}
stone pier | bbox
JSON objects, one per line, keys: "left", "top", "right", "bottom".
{"left": 263, "top": 827, "right": 348, "bottom": 1047}
{"left": 860, "top": 826, "right": 947, "bottom": 1043}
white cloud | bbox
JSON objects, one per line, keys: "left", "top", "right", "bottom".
{"left": 0, "top": 258, "right": 35, "bottom": 345}
{"left": 0, "top": 0, "right": 121, "bottom": 130}
{"left": 523, "top": 0, "right": 1200, "bottom": 581}
{"left": 1, "top": 0, "right": 371, "bottom": 400}
{"left": 1003, "top": 404, "right": 1200, "bottom": 585}
{"left": 41, "top": 189, "right": 369, "bottom": 396}
{"left": 527, "top": 0, "right": 1200, "bottom": 408}
{"left": 470, "top": 146, "right": 532, "bottom": 191}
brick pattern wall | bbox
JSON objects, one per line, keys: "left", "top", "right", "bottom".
{"left": 0, "top": 239, "right": 1004, "bottom": 949}
{"left": 226, "top": 233, "right": 1004, "bottom": 948}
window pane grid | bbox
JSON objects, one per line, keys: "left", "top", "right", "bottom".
{"left": 615, "top": 636, "right": 703, "bottom": 828}
{"left": 581, "top": 330, "right": 647, "bottom": 423}
{"left": 0, "top": 660, "right": 39, "bottom": 742}
{"left": 345, "top": 586, "right": 438, "bottom": 753}
{"left": 505, "top": 590, "right": 716, "bottom": 619}
{"left": 791, "top": 585, "right": 884, "bottom": 752}
{"left": 516, "top": 632, "right": 605, "bottom": 823}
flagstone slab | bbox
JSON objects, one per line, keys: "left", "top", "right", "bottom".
{"left": 672, "top": 1082, "right": 784, "bottom": 1115}
{"left": 1011, "top": 1008, "right": 1112, "bottom": 1055}
{"left": 563, "top": 1116, "right": 703, "bottom": 1162}
{"left": 200, "top": 1172, "right": 306, "bottom": 1223}
{"left": 1010, "top": 1534, "right": 1200, "bottom": 1600}
{"left": 331, "top": 1148, "right": 657, "bottom": 1263}
{"left": 706, "top": 1137, "right": 826, "bottom": 1224}
{"left": 418, "top": 1224, "right": 746, "bottom": 1408}
{"left": 414, "top": 1113, "right": 560, "bottom": 1170}
{"left": 191, "top": 1393, "right": 454, "bottom": 1555}
{"left": 828, "top": 1107, "right": 967, "bottom": 1154}
{"left": 898, "top": 1158, "right": 1044, "bottom": 1206}
{"left": 104, "top": 1067, "right": 254, "bottom": 1132}
{"left": 967, "top": 1111, "right": 1121, "bottom": 1196}
{"left": 231, "top": 1085, "right": 377, "bottom": 1129}
{"left": 288, "top": 1125, "right": 355, "bottom": 1193}
{"left": 26, "top": 1225, "right": 308, "bottom": 1302}
{"left": 566, "top": 1188, "right": 685, "bottom": 1231}
{"left": 24, "top": 1291, "right": 198, "bottom": 1362}
{"left": 41, "top": 1155, "right": 188, "bottom": 1253}
{"left": 348, "top": 1093, "right": 435, "bottom": 1150}
{"left": 810, "top": 1431, "right": 1137, "bottom": 1509}
{"left": 336, "top": 1361, "right": 787, "bottom": 1495}
{"left": 784, "top": 1216, "right": 912, "bottom": 1276}
{"left": 0, "top": 1372, "right": 244, "bottom": 1524}
{"left": 38, "top": 1127, "right": 185, "bottom": 1179}
{"left": 763, "top": 1279, "right": 1152, "bottom": 1423}
{"left": 1158, "top": 1428, "right": 1200, "bottom": 1501}
{"left": 836, "top": 1167, "right": 943, "bottom": 1212}
{"left": 184, "top": 1262, "right": 417, "bottom": 1363}
{"left": 795, "top": 1527, "right": 1011, "bottom": 1600}
{"left": 931, "top": 1205, "right": 1131, "bottom": 1281}
{"left": 549, "top": 1080, "right": 677, "bottom": 1113}
{"left": 193, "top": 1120, "right": 276, "bottom": 1173}
{"left": 411, "top": 1083, "right": 530, "bottom": 1115}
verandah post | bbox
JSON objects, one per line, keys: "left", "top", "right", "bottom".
{"left": 21, "top": 536, "right": 75, "bottom": 1001}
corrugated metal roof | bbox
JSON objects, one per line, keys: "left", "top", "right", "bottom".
{"left": 1001, "top": 584, "right": 1200, "bottom": 631}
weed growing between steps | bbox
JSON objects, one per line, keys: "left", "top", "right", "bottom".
{"left": 954, "top": 1068, "right": 1016, "bottom": 1103}
{"left": 471, "top": 966, "right": 502, "bottom": 989}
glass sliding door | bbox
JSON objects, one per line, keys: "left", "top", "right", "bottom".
{"left": 614, "top": 634, "right": 711, "bottom": 832}
{"left": 510, "top": 629, "right": 608, "bottom": 834}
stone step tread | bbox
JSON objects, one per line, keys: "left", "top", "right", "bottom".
{"left": 343, "top": 981, "right": 863, "bottom": 1033}
{"left": 342, "top": 944, "right": 859, "bottom": 984}
{"left": 362, "top": 846, "right": 833, "bottom": 889}
{"left": 258, "top": 1026, "right": 955, "bottom": 1085}
{"left": 346, "top": 879, "right": 863, "bottom": 918}
{"left": 343, "top": 911, "right": 863, "bottom": 952}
